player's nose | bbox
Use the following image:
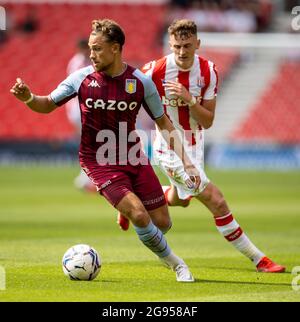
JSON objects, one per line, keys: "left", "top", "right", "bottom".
{"left": 179, "top": 47, "right": 186, "bottom": 55}
{"left": 90, "top": 51, "right": 95, "bottom": 60}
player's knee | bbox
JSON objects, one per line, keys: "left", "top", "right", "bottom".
{"left": 160, "top": 220, "right": 172, "bottom": 234}
{"left": 180, "top": 199, "right": 190, "bottom": 207}
{"left": 157, "top": 218, "right": 172, "bottom": 234}
{"left": 126, "top": 208, "right": 149, "bottom": 227}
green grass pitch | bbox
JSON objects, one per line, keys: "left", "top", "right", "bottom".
{"left": 0, "top": 165, "right": 299, "bottom": 302}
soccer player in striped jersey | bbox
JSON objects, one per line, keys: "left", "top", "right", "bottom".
{"left": 119, "top": 19, "right": 285, "bottom": 273}
{"left": 10, "top": 19, "right": 201, "bottom": 282}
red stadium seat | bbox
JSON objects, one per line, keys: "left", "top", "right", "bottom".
{"left": 231, "top": 62, "right": 300, "bottom": 143}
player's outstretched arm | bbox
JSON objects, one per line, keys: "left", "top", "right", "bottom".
{"left": 155, "top": 114, "right": 200, "bottom": 189}
{"left": 10, "top": 78, "right": 57, "bottom": 114}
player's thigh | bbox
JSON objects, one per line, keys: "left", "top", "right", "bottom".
{"left": 132, "top": 163, "right": 166, "bottom": 212}
{"left": 81, "top": 163, "right": 143, "bottom": 215}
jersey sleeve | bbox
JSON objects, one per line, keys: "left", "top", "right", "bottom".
{"left": 50, "top": 74, "right": 78, "bottom": 106}
{"left": 203, "top": 62, "right": 218, "bottom": 100}
{"left": 50, "top": 65, "right": 93, "bottom": 106}
{"left": 141, "top": 60, "right": 156, "bottom": 78}
{"left": 133, "top": 69, "right": 164, "bottom": 120}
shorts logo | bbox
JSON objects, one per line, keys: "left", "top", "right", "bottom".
{"left": 125, "top": 79, "right": 136, "bottom": 94}
{"left": 100, "top": 180, "right": 112, "bottom": 190}
{"left": 142, "top": 195, "right": 165, "bottom": 206}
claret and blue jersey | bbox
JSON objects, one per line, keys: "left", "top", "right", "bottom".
{"left": 50, "top": 64, "right": 164, "bottom": 161}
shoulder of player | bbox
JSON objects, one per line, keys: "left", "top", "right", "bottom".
{"left": 64, "top": 65, "right": 94, "bottom": 91}
{"left": 67, "top": 65, "right": 94, "bottom": 81}
{"left": 132, "top": 68, "right": 153, "bottom": 86}
{"left": 197, "top": 54, "right": 217, "bottom": 70}
{"left": 131, "top": 68, "right": 158, "bottom": 97}
{"left": 141, "top": 56, "right": 168, "bottom": 76}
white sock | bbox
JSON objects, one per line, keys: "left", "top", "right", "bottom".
{"left": 161, "top": 252, "right": 184, "bottom": 269}
{"left": 215, "top": 213, "right": 265, "bottom": 265}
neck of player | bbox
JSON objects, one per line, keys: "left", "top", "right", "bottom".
{"left": 104, "top": 61, "right": 127, "bottom": 78}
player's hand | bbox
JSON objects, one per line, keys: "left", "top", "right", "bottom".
{"left": 10, "top": 78, "right": 32, "bottom": 102}
{"left": 162, "top": 77, "right": 192, "bottom": 103}
{"left": 184, "top": 163, "right": 201, "bottom": 190}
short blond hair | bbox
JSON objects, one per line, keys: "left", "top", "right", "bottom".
{"left": 168, "top": 19, "right": 197, "bottom": 39}
{"left": 91, "top": 19, "right": 125, "bottom": 50}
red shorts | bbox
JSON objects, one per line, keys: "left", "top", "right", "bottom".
{"left": 80, "top": 161, "right": 166, "bottom": 211}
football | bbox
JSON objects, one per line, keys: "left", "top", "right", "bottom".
{"left": 62, "top": 244, "right": 101, "bottom": 281}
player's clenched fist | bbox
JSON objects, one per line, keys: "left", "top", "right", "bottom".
{"left": 10, "top": 78, "right": 32, "bottom": 102}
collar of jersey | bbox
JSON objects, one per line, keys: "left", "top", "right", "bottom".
{"left": 101, "top": 63, "right": 128, "bottom": 79}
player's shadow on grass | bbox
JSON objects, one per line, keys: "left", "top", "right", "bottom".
{"left": 91, "top": 279, "right": 120, "bottom": 283}
{"left": 201, "top": 264, "right": 291, "bottom": 275}
{"left": 197, "top": 279, "right": 291, "bottom": 287}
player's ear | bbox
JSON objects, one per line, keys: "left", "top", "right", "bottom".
{"left": 196, "top": 39, "right": 200, "bottom": 49}
{"left": 112, "top": 42, "right": 120, "bottom": 54}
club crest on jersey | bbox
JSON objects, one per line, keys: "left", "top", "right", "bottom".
{"left": 197, "top": 77, "right": 205, "bottom": 88}
{"left": 125, "top": 79, "right": 136, "bottom": 94}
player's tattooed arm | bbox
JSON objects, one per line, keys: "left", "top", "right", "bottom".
{"left": 10, "top": 78, "right": 57, "bottom": 114}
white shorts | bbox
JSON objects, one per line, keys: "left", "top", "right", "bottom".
{"left": 152, "top": 135, "right": 210, "bottom": 200}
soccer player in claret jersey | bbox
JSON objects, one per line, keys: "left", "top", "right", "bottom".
{"left": 118, "top": 19, "right": 285, "bottom": 273}
{"left": 10, "top": 19, "right": 201, "bottom": 282}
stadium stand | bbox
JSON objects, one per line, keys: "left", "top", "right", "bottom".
{"left": 231, "top": 61, "right": 300, "bottom": 144}
{"left": 200, "top": 48, "right": 240, "bottom": 83}
{"left": 0, "top": 3, "right": 167, "bottom": 140}
{"left": 0, "top": 3, "right": 241, "bottom": 142}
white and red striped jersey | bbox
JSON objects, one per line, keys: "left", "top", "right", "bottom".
{"left": 142, "top": 53, "right": 218, "bottom": 147}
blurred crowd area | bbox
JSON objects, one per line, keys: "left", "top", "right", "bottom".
{"left": 0, "top": 1, "right": 299, "bottom": 170}
{"left": 0, "top": 0, "right": 298, "bottom": 48}
{"left": 168, "top": 0, "right": 300, "bottom": 33}
{"left": 0, "top": 4, "right": 39, "bottom": 46}
{"left": 168, "top": 0, "right": 273, "bottom": 32}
